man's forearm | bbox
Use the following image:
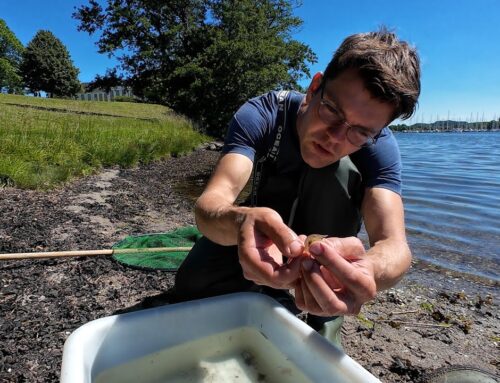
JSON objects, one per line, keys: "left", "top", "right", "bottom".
{"left": 361, "top": 188, "right": 411, "bottom": 291}
{"left": 194, "top": 192, "right": 250, "bottom": 246}
{"left": 193, "top": 152, "right": 254, "bottom": 245}
{"left": 367, "top": 238, "right": 412, "bottom": 291}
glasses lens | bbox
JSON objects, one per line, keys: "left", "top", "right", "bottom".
{"left": 347, "top": 128, "right": 375, "bottom": 147}
{"left": 319, "top": 102, "right": 342, "bottom": 126}
{"left": 319, "top": 90, "right": 378, "bottom": 148}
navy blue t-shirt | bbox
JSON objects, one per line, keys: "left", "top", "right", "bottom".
{"left": 222, "top": 91, "right": 402, "bottom": 195}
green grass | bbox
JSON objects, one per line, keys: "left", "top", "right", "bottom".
{"left": 0, "top": 93, "right": 176, "bottom": 121}
{"left": 0, "top": 95, "right": 209, "bottom": 189}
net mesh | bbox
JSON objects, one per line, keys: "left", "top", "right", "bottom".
{"left": 112, "top": 226, "right": 201, "bottom": 270}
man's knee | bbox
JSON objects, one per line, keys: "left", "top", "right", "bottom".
{"left": 174, "top": 236, "right": 247, "bottom": 300}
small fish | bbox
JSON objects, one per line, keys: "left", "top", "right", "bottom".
{"left": 304, "top": 234, "right": 327, "bottom": 253}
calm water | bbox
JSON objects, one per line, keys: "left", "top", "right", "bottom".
{"left": 395, "top": 132, "right": 500, "bottom": 282}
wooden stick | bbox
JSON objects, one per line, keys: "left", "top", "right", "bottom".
{"left": 378, "top": 320, "right": 452, "bottom": 328}
{"left": 0, "top": 247, "right": 193, "bottom": 261}
{"left": 389, "top": 309, "right": 420, "bottom": 316}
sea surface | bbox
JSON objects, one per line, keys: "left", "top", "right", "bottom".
{"left": 394, "top": 132, "right": 499, "bottom": 282}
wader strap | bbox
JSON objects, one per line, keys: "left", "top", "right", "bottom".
{"left": 287, "top": 169, "right": 306, "bottom": 227}
{"left": 288, "top": 198, "right": 299, "bottom": 227}
{"left": 250, "top": 90, "right": 290, "bottom": 206}
{"left": 334, "top": 156, "right": 359, "bottom": 198}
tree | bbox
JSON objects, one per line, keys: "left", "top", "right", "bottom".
{"left": 0, "top": 19, "right": 24, "bottom": 93}
{"left": 21, "top": 30, "right": 80, "bottom": 97}
{"left": 74, "top": 0, "right": 316, "bottom": 136}
{"left": 86, "top": 68, "right": 124, "bottom": 93}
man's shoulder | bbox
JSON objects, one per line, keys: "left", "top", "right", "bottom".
{"left": 234, "top": 89, "right": 303, "bottom": 138}
{"left": 223, "top": 90, "right": 304, "bottom": 160}
{"left": 246, "top": 90, "right": 304, "bottom": 110}
{"left": 350, "top": 127, "right": 402, "bottom": 195}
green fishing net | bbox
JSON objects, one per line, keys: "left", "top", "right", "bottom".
{"left": 112, "top": 226, "right": 202, "bottom": 270}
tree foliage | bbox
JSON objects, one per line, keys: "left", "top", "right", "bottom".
{"left": 0, "top": 19, "right": 25, "bottom": 93}
{"left": 74, "top": 0, "right": 316, "bottom": 136}
{"left": 86, "top": 67, "right": 124, "bottom": 93}
{"left": 21, "top": 30, "right": 80, "bottom": 97}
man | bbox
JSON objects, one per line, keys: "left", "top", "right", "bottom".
{"left": 175, "top": 28, "right": 421, "bottom": 341}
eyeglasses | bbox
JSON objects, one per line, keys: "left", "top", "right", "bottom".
{"left": 319, "top": 85, "right": 379, "bottom": 147}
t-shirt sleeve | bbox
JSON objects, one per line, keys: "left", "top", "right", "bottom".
{"left": 222, "top": 93, "right": 276, "bottom": 162}
{"left": 350, "top": 128, "right": 402, "bottom": 195}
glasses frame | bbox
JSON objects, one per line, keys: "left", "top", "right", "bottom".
{"left": 319, "top": 84, "right": 379, "bottom": 148}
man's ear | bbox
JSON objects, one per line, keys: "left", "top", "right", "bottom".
{"left": 304, "top": 72, "right": 323, "bottom": 104}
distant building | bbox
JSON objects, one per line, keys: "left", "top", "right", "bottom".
{"left": 76, "top": 83, "right": 134, "bottom": 102}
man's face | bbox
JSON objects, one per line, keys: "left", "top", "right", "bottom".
{"left": 296, "top": 70, "right": 395, "bottom": 168}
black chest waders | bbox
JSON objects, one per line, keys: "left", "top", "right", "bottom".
{"left": 175, "top": 92, "right": 363, "bottom": 344}
{"left": 249, "top": 92, "right": 363, "bottom": 237}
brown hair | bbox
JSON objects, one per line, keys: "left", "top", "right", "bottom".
{"left": 323, "top": 27, "right": 421, "bottom": 120}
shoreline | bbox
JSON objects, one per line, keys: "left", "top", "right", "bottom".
{"left": 393, "top": 129, "right": 500, "bottom": 133}
{"left": 407, "top": 259, "right": 499, "bottom": 297}
{"left": 0, "top": 149, "right": 498, "bottom": 382}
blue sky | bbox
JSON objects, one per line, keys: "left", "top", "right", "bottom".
{"left": 2, "top": 0, "right": 499, "bottom": 123}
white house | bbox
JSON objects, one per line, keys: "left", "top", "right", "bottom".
{"left": 77, "top": 83, "right": 134, "bottom": 102}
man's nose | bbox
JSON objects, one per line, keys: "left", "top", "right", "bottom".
{"left": 326, "top": 123, "right": 349, "bottom": 143}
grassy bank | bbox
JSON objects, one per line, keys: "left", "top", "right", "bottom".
{"left": 0, "top": 94, "right": 208, "bottom": 189}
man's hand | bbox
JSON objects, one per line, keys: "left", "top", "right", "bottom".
{"left": 237, "top": 207, "right": 304, "bottom": 289}
{"left": 294, "top": 236, "right": 377, "bottom": 316}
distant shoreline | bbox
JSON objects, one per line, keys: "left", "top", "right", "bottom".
{"left": 393, "top": 129, "right": 500, "bottom": 133}
{"left": 390, "top": 118, "right": 500, "bottom": 133}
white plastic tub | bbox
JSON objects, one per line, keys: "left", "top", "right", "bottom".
{"left": 61, "top": 293, "right": 380, "bottom": 383}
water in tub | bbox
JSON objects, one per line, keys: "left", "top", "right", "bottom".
{"left": 94, "top": 326, "right": 312, "bottom": 383}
